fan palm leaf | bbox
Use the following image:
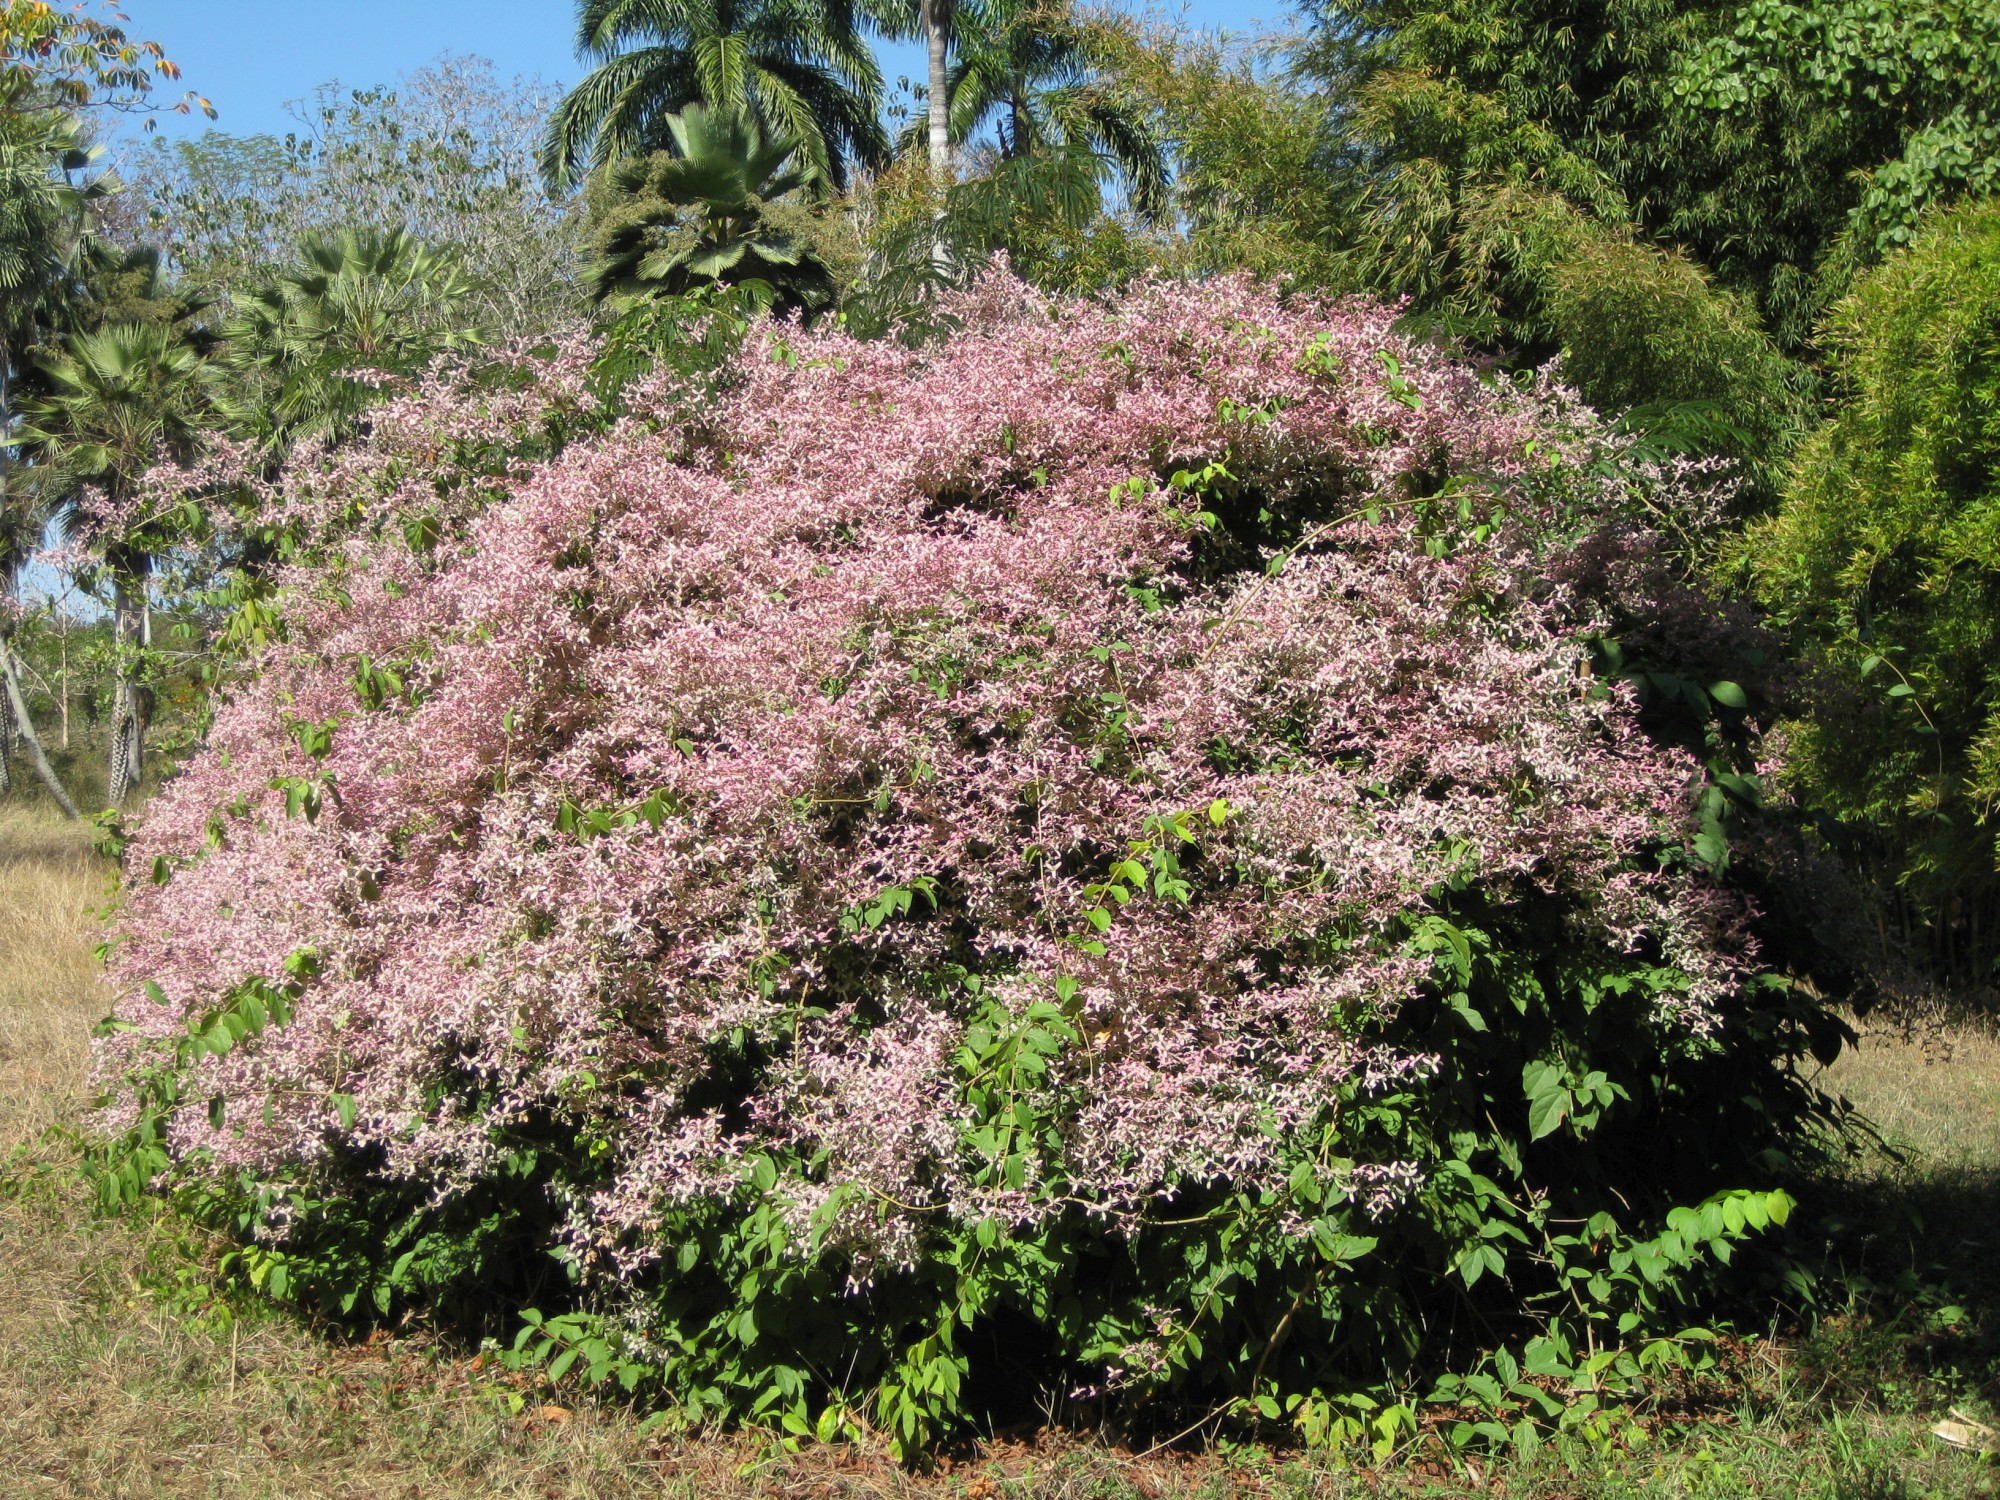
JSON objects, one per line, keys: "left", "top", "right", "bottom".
{"left": 224, "top": 227, "right": 481, "bottom": 446}
{"left": 17, "top": 322, "right": 216, "bottom": 805}
{"left": 589, "top": 104, "right": 836, "bottom": 316}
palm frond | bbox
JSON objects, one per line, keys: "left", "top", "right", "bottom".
{"left": 548, "top": 0, "right": 883, "bottom": 192}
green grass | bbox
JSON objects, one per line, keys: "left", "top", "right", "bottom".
{"left": 0, "top": 805, "right": 1993, "bottom": 1498}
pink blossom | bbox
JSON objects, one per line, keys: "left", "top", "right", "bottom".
{"left": 100, "top": 271, "right": 1749, "bottom": 1286}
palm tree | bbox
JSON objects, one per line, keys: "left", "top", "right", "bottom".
{"left": 0, "top": 92, "right": 107, "bottom": 814}
{"left": 848, "top": 1, "right": 1165, "bottom": 329}
{"left": 224, "top": 227, "right": 480, "bottom": 447}
{"left": 931, "top": 0, "right": 1166, "bottom": 220}
{"left": 872, "top": 0, "right": 955, "bottom": 179}
{"left": 0, "top": 91, "right": 105, "bottom": 345}
{"left": 590, "top": 105, "right": 836, "bottom": 314}
{"left": 18, "top": 323, "right": 214, "bottom": 806}
{"left": 542, "top": 0, "right": 889, "bottom": 194}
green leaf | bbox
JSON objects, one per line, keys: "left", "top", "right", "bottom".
{"left": 1527, "top": 1087, "right": 1567, "bottom": 1141}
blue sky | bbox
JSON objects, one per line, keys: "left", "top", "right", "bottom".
{"left": 122, "top": 0, "right": 1300, "bottom": 145}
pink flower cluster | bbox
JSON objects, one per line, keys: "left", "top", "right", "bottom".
{"left": 101, "top": 273, "right": 1745, "bottom": 1284}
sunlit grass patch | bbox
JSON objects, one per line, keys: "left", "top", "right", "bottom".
{"left": 0, "top": 806, "right": 108, "bottom": 1155}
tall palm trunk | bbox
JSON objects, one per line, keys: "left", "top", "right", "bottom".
{"left": 0, "top": 645, "right": 12, "bottom": 794}
{"left": 1, "top": 362, "right": 14, "bottom": 797}
{"left": 922, "top": 0, "right": 952, "bottom": 179}
{"left": 107, "top": 556, "right": 150, "bottom": 806}
{"left": 921, "top": 0, "right": 955, "bottom": 283}
{"left": 0, "top": 624, "right": 11, "bottom": 796}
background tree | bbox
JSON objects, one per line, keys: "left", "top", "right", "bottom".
{"left": 1681, "top": 0, "right": 2000, "bottom": 258}
{"left": 0, "top": 0, "right": 210, "bottom": 125}
{"left": 1279, "top": 0, "right": 1834, "bottom": 498}
{"left": 131, "top": 59, "right": 580, "bottom": 344}
{"left": 1743, "top": 200, "right": 2000, "bottom": 986}
{"left": 868, "top": 0, "right": 960, "bottom": 179}
{"left": 1099, "top": 23, "right": 1354, "bottom": 288}
{"left": 0, "top": 99, "right": 97, "bottom": 803}
{"left": 932, "top": 0, "right": 1166, "bottom": 218}
{"left": 18, "top": 323, "right": 214, "bottom": 805}
{"left": 1, "top": 0, "right": 206, "bottom": 814}
{"left": 846, "top": 2, "right": 1169, "bottom": 328}
{"left": 1299, "top": 0, "right": 1885, "bottom": 356}
{"left": 543, "top": 0, "right": 888, "bottom": 193}
{"left": 221, "top": 228, "right": 481, "bottom": 448}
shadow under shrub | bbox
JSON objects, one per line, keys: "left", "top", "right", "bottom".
{"left": 90, "top": 273, "right": 1850, "bottom": 1455}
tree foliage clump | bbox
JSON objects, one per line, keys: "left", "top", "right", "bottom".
{"left": 1745, "top": 200, "right": 2000, "bottom": 985}
{"left": 221, "top": 227, "right": 482, "bottom": 447}
{"left": 96, "top": 276, "right": 1843, "bottom": 1451}
{"left": 586, "top": 105, "right": 838, "bottom": 316}
{"left": 131, "top": 58, "right": 581, "bottom": 341}
{"left": 1681, "top": 0, "right": 2000, "bottom": 255}
{"left": 1302, "top": 0, "right": 1880, "bottom": 356}
{"left": 541, "top": 0, "right": 889, "bottom": 193}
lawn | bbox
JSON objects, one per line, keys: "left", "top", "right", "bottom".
{"left": 1, "top": 805, "right": 1993, "bottom": 1499}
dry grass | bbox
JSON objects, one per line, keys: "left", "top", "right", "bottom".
{"left": 0, "top": 804, "right": 1994, "bottom": 1498}
{"left": 1824, "top": 1014, "right": 2000, "bottom": 1168}
{"left": 0, "top": 806, "right": 110, "bottom": 1154}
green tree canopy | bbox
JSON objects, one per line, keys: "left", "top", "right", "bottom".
{"left": 18, "top": 320, "right": 216, "bottom": 804}
{"left": 1299, "top": 0, "right": 1886, "bottom": 354}
{"left": 222, "top": 227, "right": 481, "bottom": 447}
{"left": 1744, "top": 201, "right": 2000, "bottom": 981}
{"left": 131, "top": 60, "right": 581, "bottom": 342}
{"left": 1681, "top": 0, "right": 2000, "bottom": 256}
{"left": 932, "top": 0, "right": 1166, "bottom": 220}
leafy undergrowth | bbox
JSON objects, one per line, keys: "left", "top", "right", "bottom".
{"left": 2, "top": 829, "right": 1996, "bottom": 1497}
{"left": 0, "top": 1143, "right": 1994, "bottom": 1500}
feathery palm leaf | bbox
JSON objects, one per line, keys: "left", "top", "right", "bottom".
{"left": 0, "top": 94, "right": 106, "bottom": 317}
{"left": 917, "top": 0, "right": 1167, "bottom": 220}
{"left": 544, "top": 0, "right": 888, "bottom": 193}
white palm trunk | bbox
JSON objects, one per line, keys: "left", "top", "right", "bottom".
{"left": 922, "top": 0, "right": 956, "bottom": 283}
{"left": 923, "top": 0, "right": 952, "bottom": 180}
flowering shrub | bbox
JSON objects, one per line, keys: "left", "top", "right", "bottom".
{"left": 95, "top": 275, "right": 1842, "bottom": 1451}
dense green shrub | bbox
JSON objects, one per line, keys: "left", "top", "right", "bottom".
{"left": 1746, "top": 200, "right": 2000, "bottom": 989}
{"left": 95, "top": 278, "right": 1848, "bottom": 1457}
